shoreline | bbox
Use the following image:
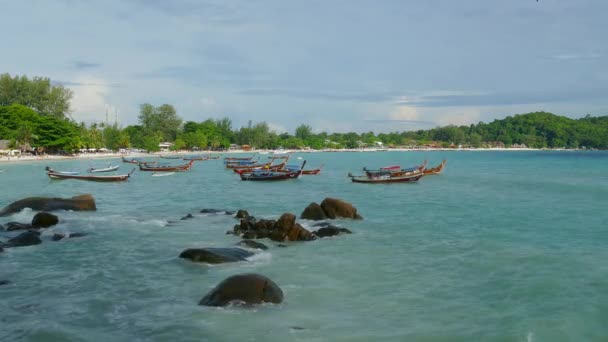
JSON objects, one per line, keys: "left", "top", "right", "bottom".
{"left": 0, "top": 147, "right": 598, "bottom": 165}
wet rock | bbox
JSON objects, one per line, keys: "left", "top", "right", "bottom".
{"left": 5, "top": 222, "right": 33, "bottom": 231}
{"left": 198, "top": 273, "right": 283, "bottom": 307}
{"left": 320, "top": 198, "right": 362, "bottom": 220}
{"left": 200, "top": 208, "right": 224, "bottom": 214}
{"left": 4, "top": 231, "right": 42, "bottom": 247}
{"left": 31, "top": 212, "right": 59, "bottom": 228}
{"left": 180, "top": 213, "right": 194, "bottom": 220}
{"left": 52, "top": 232, "right": 87, "bottom": 241}
{"left": 235, "top": 210, "right": 249, "bottom": 219}
{"left": 300, "top": 202, "right": 327, "bottom": 221}
{"left": 225, "top": 210, "right": 235, "bottom": 215}
{"left": 313, "top": 226, "right": 353, "bottom": 238}
{"left": 179, "top": 247, "right": 254, "bottom": 264}
{"left": 0, "top": 194, "right": 96, "bottom": 216}
{"left": 236, "top": 240, "right": 268, "bottom": 250}
{"left": 270, "top": 213, "right": 315, "bottom": 242}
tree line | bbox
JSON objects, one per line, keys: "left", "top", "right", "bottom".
{"left": 1, "top": 73, "right": 607, "bottom": 152}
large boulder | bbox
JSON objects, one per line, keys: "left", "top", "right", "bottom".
{"left": 31, "top": 212, "right": 59, "bottom": 228}
{"left": 300, "top": 202, "right": 327, "bottom": 221}
{"left": 320, "top": 198, "right": 362, "bottom": 220}
{"left": 270, "top": 213, "right": 315, "bottom": 242}
{"left": 179, "top": 247, "right": 253, "bottom": 264}
{"left": 198, "top": 273, "right": 283, "bottom": 307}
{"left": 0, "top": 194, "right": 96, "bottom": 216}
{"left": 3, "top": 231, "right": 42, "bottom": 247}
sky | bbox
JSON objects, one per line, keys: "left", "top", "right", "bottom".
{"left": 1, "top": 0, "right": 607, "bottom": 133}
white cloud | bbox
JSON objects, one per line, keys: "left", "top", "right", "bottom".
{"left": 69, "top": 76, "right": 114, "bottom": 123}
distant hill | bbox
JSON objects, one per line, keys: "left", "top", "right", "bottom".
{"left": 397, "top": 112, "right": 608, "bottom": 149}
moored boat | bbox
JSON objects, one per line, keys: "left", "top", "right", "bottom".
{"left": 44, "top": 166, "right": 80, "bottom": 175}
{"left": 139, "top": 160, "right": 194, "bottom": 172}
{"left": 363, "top": 160, "right": 427, "bottom": 177}
{"left": 348, "top": 170, "right": 423, "bottom": 184}
{"left": 88, "top": 165, "right": 120, "bottom": 173}
{"left": 240, "top": 161, "right": 306, "bottom": 181}
{"left": 284, "top": 163, "right": 323, "bottom": 175}
{"left": 160, "top": 155, "right": 181, "bottom": 159}
{"left": 47, "top": 168, "right": 135, "bottom": 182}
{"left": 151, "top": 172, "right": 175, "bottom": 177}
{"left": 423, "top": 160, "right": 446, "bottom": 175}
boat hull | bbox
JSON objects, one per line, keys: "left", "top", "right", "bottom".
{"left": 48, "top": 172, "right": 131, "bottom": 182}
{"left": 350, "top": 174, "right": 423, "bottom": 183}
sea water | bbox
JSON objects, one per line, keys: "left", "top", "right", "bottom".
{"left": 0, "top": 151, "right": 607, "bottom": 341}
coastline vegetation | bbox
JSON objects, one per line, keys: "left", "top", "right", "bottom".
{"left": 1, "top": 73, "right": 607, "bottom": 153}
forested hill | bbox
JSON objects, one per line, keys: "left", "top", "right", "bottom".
{"left": 392, "top": 112, "right": 608, "bottom": 149}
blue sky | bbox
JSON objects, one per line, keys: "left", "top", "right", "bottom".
{"left": 1, "top": 0, "right": 607, "bottom": 133}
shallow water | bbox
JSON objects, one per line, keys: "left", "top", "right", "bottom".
{"left": 1, "top": 151, "right": 607, "bottom": 341}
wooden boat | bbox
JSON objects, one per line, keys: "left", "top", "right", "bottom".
{"left": 183, "top": 156, "right": 208, "bottom": 161}
{"left": 224, "top": 154, "right": 256, "bottom": 163}
{"left": 284, "top": 163, "right": 323, "bottom": 175}
{"left": 88, "top": 165, "right": 120, "bottom": 173}
{"left": 423, "top": 160, "right": 446, "bottom": 175}
{"left": 44, "top": 166, "right": 80, "bottom": 175}
{"left": 240, "top": 161, "right": 306, "bottom": 181}
{"left": 151, "top": 172, "right": 175, "bottom": 177}
{"left": 139, "top": 160, "right": 194, "bottom": 172}
{"left": 364, "top": 160, "right": 427, "bottom": 177}
{"left": 233, "top": 162, "right": 286, "bottom": 174}
{"left": 160, "top": 155, "right": 181, "bottom": 159}
{"left": 48, "top": 168, "right": 135, "bottom": 182}
{"left": 348, "top": 170, "right": 423, "bottom": 184}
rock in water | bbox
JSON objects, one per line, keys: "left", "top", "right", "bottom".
{"left": 320, "top": 198, "right": 362, "bottom": 220}
{"left": 0, "top": 280, "right": 10, "bottom": 286}
{"left": 235, "top": 210, "right": 249, "bottom": 219}
{"left": 236, "top": 240, "right": 268, "bottom": 250}
{"left": 5, "top": 222, "right": 33, "bottom": 231}
{"left": 0, "top": 194, "right": 96, "bottom": 216}
{"left": 179, "top": 248, "right": 254, "bottom": 264}
{"left": 270, "top": 213, "right": 315, "bottom": 242}
{"left": 300, "top": 202, "right": 327, "bottom": 220}
{"left": 180, "top": 213, "right": 194, "bottom": 220}
{"left": 313, "top": 226, "right": 353, "bottom": 238}
{"left": 4, "top": 231, "right": 42, "bottom": 247}
{"left": 31, "top": 212, "right": 59, "bottom": 228}
{"left": 198, "top": 273, "right": 283, "bottom": 306}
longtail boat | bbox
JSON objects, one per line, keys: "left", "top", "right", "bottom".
{"left": 364, "top": 160, "right": 427, "bottom": 177}
{"left": 240, "top": 161, "right": 306, "bottom": 181}
{"left": 44, "top": 166, "right": 80, "bottom": 175}
{"left": 160, "top": 155, "right": 181, "bottom": 159}
{"left": 233, "top": 162, "right": 287, "bottom": 174}
{"left": 284, "top": 163, "right": 323, "bottom": 175}
{"left": 224, "top": 154, "right": 256, "bottom": 163}
{"left": 225, "top": 159, "right": 263, "bottom": 169}
{"left": 423, "top": 160, "right": 446, "bottom": 175}
{"left": 88, "top": 165, "right": 120, "bottom": 173}
{"left": 139, "top": 160, "right": 194, "bottom": 172}
{"left": 348, "top": 170, "right": 423, "bottom": 184}
{"left": 48, "top": 168, "right": 135, "bottom": 182}
{"left": 183, "top": 156, "right": 208, "bottom": 161}
{"left": 151, "top": 172, "right": 175, "bottom": 177}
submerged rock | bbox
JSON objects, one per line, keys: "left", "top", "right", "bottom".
{"left": 0, "top": 194, "right": 96, "bottom": 216}
{"left": 320, "top": 198, "right": 362, "bottom": 220}
{"left": 236, "top": 240, "right": 268, "bottom": 250}
{"left": 4, "top": 222, "right": 33, "bottom": 231}
{"left": 4, "top": 231, "right": 42, "bottom": 247}
{"left": 31, "top": 212, "right": 59, "bottom": 228}
{"left": 300, "top": 202, "right": 327, "bottom": 221}
{"left": 52, "top": 232, "right": 87, "bottom": 241}
{"left": 0, "top": 280, "right": 10, "bottom": 286}
{"left": 179, "top": 247, "right": 254, "bottom": 264}
{"left": 313, "top": 226, "right": 353, "bottom": 238}
{"left": 180, "top": 213, "right": 194, "bottom": 220}
{"left": 198, "top": 273, "right": 283, "bottom": 307}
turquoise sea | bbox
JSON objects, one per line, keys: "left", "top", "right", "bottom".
{"left": 1, "top": 151, "right": 607, "bottom": 341}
